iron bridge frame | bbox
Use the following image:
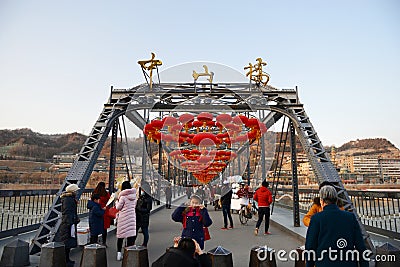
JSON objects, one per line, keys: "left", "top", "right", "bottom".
{"left": 30, "top": 82, "right": 374, "bottom": 254}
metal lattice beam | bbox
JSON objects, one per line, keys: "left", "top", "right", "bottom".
{"left": 30, "top": 82, "right": 374, "bottom": 254}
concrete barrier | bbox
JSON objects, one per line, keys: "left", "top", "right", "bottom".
{"left": 207, "top": 246, "right": 233, "bottom": 267}
{"left": 122, "top": 245, "right": 149, "bottom": 267}
{"left": 375, "top": 242, "right": 400, "bottom": 267}
{"left": 249, "top": 246, "right": 277, "bottom": 267}
{"left": 39, "top": 242, "right": 66, "bottom": 267}
{"left": 80, "top": 243, "right": 107, "bottom": 267}
{"left": 0, "top": 239, "right": 30, "bottom": 267}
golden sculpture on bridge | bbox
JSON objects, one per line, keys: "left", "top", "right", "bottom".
{"left": 192, "top": 65, "right": 214, "bottom": 83}
{"left": 244, "top": 57, "right": 270, "bottom": 86}
{"left": 138, "top": 52, "right": 163, "bottom": 89}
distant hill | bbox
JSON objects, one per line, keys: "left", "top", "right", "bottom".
{"left": 1, "top": 129, "right": 399, "bottom": 161}
{"left": 334, "top": 138, "right": 400, "bottom": 157}
{"left": 0, "top": 128, "right": 87, "bottom": 161}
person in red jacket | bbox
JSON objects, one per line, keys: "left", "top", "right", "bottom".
{"left": 253, "top": 180, "right": 272, "bottom": 236}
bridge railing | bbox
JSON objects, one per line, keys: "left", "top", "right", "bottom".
{"left": 273, "top": 187, "right": 400, "bottom": 239}
{"left": 0, "top": 189, "right": 92, "bottom": 239}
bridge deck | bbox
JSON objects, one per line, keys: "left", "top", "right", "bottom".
{"left": 1, "top": 197, "right": 398, "bottom": 266}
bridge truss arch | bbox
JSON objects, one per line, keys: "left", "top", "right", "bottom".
{"left": 30, "top": 65, "right": 374, "bottom": 254}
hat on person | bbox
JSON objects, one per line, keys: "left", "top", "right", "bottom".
{"left": 190, "top": 194, "right": 202, "bottom": 202}
{"left": 66, "top": 184, "right": 80, "bottom": 193}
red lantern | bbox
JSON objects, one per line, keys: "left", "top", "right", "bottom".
{"left": 192, "top": 133, "right": 218, "bottom": 147}
{"left": 197, "top": 112, "right": 213, "bottom": 122}
{"left": 151, "top": 119, "right": 164, "bottom": 130}
{"left": 179, "top": 114, "right": 195, "bottom": 124}
{"left": 216, "top": 114, "right": 232, "bottom": 125}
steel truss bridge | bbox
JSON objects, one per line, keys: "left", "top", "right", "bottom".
{"left": 30, "top": 81, "right": 375, "bottom": 254}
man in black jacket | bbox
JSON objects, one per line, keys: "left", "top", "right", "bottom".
{"left": 220, "top": 180, "right": 234, "bottom": 229}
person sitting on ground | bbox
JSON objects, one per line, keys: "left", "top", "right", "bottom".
{"left": 303, "top": 181, "right": 345, "bottom": 227}
{"left": 171, "top": 194, "right": 212, "bottom": 250}
{"left": 151, "top": 237, "right": 212, "bottom": 267}
{"left": 87, "top": 193, "right": 106, "bottom": 244}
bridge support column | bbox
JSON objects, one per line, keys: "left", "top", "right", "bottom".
{"left": 290, "top": 120, "right": 300, "bottom": 227}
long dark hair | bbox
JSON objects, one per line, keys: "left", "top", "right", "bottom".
{"left": 93, "top": 182, "right": 108, "bottom": 197}
{"left": 121, "top": 181, "right": 132, "bottom": 191}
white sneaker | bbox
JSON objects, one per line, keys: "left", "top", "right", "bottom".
{"left": 117, "top": 252, "right": 122, "bottom": 261}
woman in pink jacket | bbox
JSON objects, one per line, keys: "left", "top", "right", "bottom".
{"left": 115, "top": 181, "right": 137, "bottom": 261}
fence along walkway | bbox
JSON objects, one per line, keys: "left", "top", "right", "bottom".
{"left": 273, "top": 187, "right": 400, "bottom": 239}
{"left": 1, "top": 187, "right": 399, "bottom": 240}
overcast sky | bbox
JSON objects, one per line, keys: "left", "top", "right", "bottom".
{"left": 1, "top": 1, "right": 399, "bottom": 148}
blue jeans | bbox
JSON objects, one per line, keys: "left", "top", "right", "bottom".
{"left": 137, "top": 226, "right": 149, "bottom": 246}
{"left": 222, "top": 204, "right": 233, "bottom": 228}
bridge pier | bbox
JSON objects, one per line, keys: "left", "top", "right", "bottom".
{"left": 39, "top": 242, "right": 66, "bottom": 267}
{"left": 0, "top": 239, "right": 30, "bottom": 267}
{"left": 249, "top": 246, "right": 277, "bottom": 267}
{"left": 207, "top": 246, "right": 233, "bottom": 267}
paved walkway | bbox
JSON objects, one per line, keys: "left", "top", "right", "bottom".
{"left": 2, "top": 199, "right": 399, "bottom": 266}
{"left": 67, "top": 200, "right": 302, "bottom": 267}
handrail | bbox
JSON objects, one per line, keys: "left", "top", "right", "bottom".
{"left": 273, "top": 187, "right": 400, "bottom": 239}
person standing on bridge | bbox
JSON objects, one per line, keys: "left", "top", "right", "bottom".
{"left": 136, "top": 181, "right": 153, "bottom": 247}
{"left": 165, "top": 184, "right": 172, "bottom": 209}
{"left": 115, "top": 181, "right": 137, "bottom": 261}
{"left": 92, "top": 181, "right": 111, "bottom": 246}
{"left": 253, "top": 180, "right": 272, "bottom": 236}
{"left": 171, "top": 194, "right": 212, "bottom": 250}
{"left": 305, "top": 185, "right": 368, "bottom": 267}
{"left": 303, "top": 181, "right": 345, "bottom": 227}
{"left": 220, "top": 180, "right": 234, "bottom": 230}
{"left": 87, "top": 193, "right": 105, "bottom": 244}
{"left": 59, "top": 183, "right": 80, "bottom": 267}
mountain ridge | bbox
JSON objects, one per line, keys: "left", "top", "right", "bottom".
{"left": 0, "top": 129, "right": 398, "bottom": 161}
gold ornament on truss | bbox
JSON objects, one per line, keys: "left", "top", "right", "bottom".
{"left": 244, "top": 57, "right": 270, "bottom": 86}
{"left": 192, "top": 65, "right": 214, "bottom": 83}
{"left": 138, "top": 52, "right": 163, "bottom": 90}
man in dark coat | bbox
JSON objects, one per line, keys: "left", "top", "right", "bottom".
{"left": 136, "top": 182, "right": 153, "bottom": 246}
{"left": 220, "top": 180, "right": 233, "bottom": 229}
{"left": 58, "top": 184, "right": 80, "bottom": 266}
{"left": 305, "top": 185, "right": 369, "bottom": 267}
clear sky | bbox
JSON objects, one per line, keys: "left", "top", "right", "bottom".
{"left": 1, "top": 0, "right": 399, "bottom": 148}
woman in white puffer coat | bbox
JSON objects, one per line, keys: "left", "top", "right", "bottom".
{"left": 115, "top": 181, "right": 137, "bottom": 260}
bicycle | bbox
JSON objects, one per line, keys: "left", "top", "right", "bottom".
{"left": 238, "top": 199, "right": 258, "bottom": 225}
